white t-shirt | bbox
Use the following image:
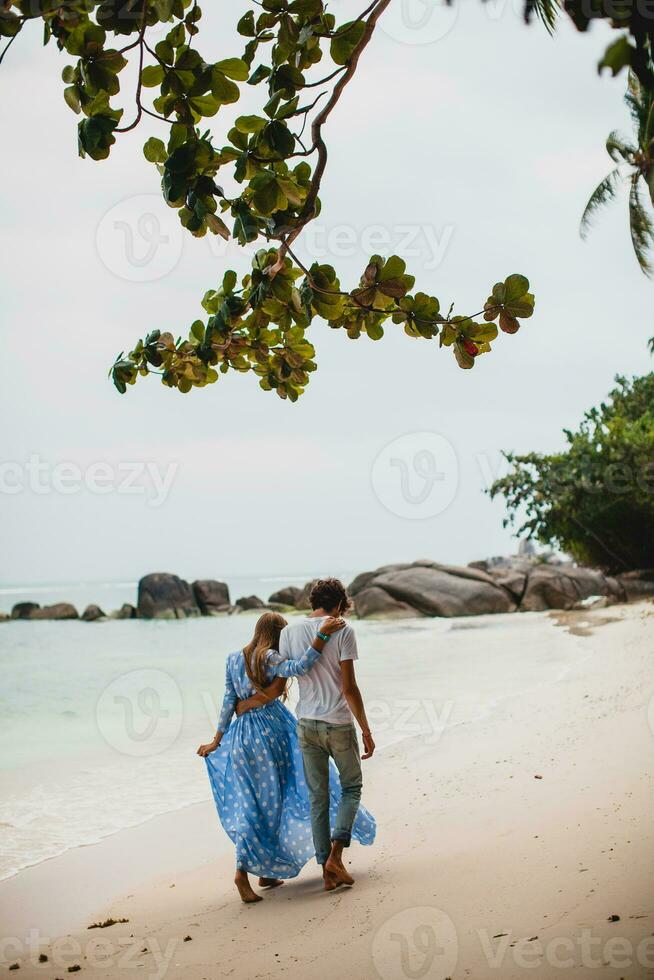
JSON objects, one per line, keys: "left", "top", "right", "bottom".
{"left": 278, "top": 616, "right": 358, "bottom": 724}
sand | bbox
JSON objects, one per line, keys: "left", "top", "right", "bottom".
{"left": 1, "top": 601, "right": 653, "bottom": 979}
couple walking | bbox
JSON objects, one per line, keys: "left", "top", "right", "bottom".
{"left": 197, "top": 578, "right": 376, "bottom": 903}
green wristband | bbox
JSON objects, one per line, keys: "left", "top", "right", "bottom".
{"left": 316, "top": 631, "right": 330, "bottom": 642}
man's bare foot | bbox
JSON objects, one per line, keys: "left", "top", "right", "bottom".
{"left": 234, "top": 872, "right": 263, "bottom": 904}
{"left": 324, "top": 856, "right": 354, "bottom": 886}
{"left": 323, "top": 869, "right": 340, "bottom": 892}
{"left": 258, "top": 877, "right": 284, "bottom": 888}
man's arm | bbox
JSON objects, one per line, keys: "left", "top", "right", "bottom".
{"left": 340, "top": 659, "right": 375, "bottom": 759}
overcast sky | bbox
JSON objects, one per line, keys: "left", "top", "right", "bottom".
{"left": 1, "top": 0, "right": 651, "bottom": 588}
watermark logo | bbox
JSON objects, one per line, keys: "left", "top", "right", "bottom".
{"left": 96, "top": 669, "right": 183, "bottom": 757}
{"left": 371, "top": 432, "right": 459, "bottom": 519}
{"left": 372, "top": 906, "right": 459, "bottom": 979}
{"left": 96, "top": 194, "right": 183, "bottom": 283}
{"left": 367, "top": 698, "right": 454, "bottom": 745}
{"left": 0, "top": 455, "right": 178, "bottom": 508}
{"left": 380, "top": 0, "right": 460, "bottom": 45}
{"left": 0, "top": 928, "right": 177, "bottom": 980}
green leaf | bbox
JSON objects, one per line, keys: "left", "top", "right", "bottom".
{"left": 598, "top": 35, "right": 633, "bottom": 77}
{"left": 215, "top": 57, "right": 249, "bottom": 81}
{"left": 504, "top": 274, "right": 529, "bottom": 303}
{"left": 330, "top": 20, "right": 366, "bottom": 65}
{"left": 236, "top": 114, "right": 267, "bottom": 133}
{"left": 63, "top": 85, "right": 81, "bottom": 114}
{"left": 143, "top": 136, "right": 166, "bottom": 163}
{"left": 211, "top": 69, "right": 240, "bottom": 105}
{"left": 141, "top": 64, "right": 165, "bottom": 88}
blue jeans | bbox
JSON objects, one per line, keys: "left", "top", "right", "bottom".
{"left": 297, "top": 719, "right": 363, "bottom": 866}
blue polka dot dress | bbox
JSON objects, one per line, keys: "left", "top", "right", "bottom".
{"left": 205, "top": 648, "right": 376, "bottom": 878}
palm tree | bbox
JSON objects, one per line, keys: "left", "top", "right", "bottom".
{"left": 581, "top": 72, "right": 654, "bottom": 276}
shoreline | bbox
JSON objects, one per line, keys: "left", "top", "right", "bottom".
{"left": 2, "top": 601, "right": 653, "bottom": 978}
{"left": 1, "top": 609, "right": 584, "bottom": 885}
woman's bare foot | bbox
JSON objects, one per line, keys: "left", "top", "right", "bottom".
{"left": 258, "top": 877, "right": 284, "bottom": 888}
{"left": 234, "top": 871, "right": 263, "bottom": 904}
{"left": 324, "top": 856, "right": 354, "bottom": 886}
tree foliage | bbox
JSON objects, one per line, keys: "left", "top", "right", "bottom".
{"left": 581, "top": 73, "right": 654, "bottom": 275}
{"left": 1, "top": 0, "right": 652, "bottom": 397}
{"left": 489, "top": 373, "right": 654, "bottom": 572}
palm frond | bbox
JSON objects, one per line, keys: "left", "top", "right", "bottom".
{"left": 580, "top": 168, "right": 622, "bottom": 239}
{"left": 524, "top": 0, "right": 560, "bottom": 34}
{"left": 606, "top": 130, "right": 635, "bottom": 163}
{"left": 628, "top": 174, "right": 654, "bottom": 276}
{"left": 625, "top": 72, "right": 649, "bottom": 139}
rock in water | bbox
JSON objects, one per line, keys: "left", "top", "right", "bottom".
{"left": 33, "top": 603, "right": 79, "bottom": 620}
{"left": 192, "top": 580, "right": 231, "bottom": 615}
{"left": 81, "top": 604, "right": 106, "bottom": 622}
{"left": 235, "top": 595, "right": 266, "bottom": 611}
{"left": 11, "top": 602, "right": 41, "bottom": 620}
{"left": 268, "top": 586, "right": 301, "bottom": 606}
{"left": 294, "top": 580, "right": 318, "bottom": 610}
{"left": 137, "top": 573, "right": 200, "bottom": 619}
{"left": 110, "top": 603, "right": 137, "bottom": 620}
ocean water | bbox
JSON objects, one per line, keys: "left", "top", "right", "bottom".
{"left": 0, "top": 596, "right": 584, "bottom": 882}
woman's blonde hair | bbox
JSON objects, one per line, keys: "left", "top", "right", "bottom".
{"left": 243, "top": 611, "right": 288, "bottom": 695}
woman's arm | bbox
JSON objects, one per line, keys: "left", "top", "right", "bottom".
{"left": 197, "top": 659, "right": 237, "bottom": 757}
{"left": 235, "top": 617, "right": 345, "bottom": 715}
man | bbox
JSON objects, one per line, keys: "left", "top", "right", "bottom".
{"left": 237, "top": 578, "right": 375, "bottom": 891}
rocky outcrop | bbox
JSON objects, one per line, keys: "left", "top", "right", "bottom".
{"left": 193, "top": 580, "right": 230, "bottom": 615}
{"left": 520, "top": 564, "right": 624, "bottom": 612}
{"left": 34, "top": 603, "right": 79, "bottom": 620}
{"left": 11, "top": 601, "right": 79, "bottom": 620}
{"left": 268, "top": 586, "right": 301, "bottom": 607}
{"left": 294, "top": 580, "right": 318, "bottom": 610}
{"left": 235, "top": 595, "right": 266, "bottom": 611}
{"left": 352, "top": 586, "right": 422, "bottom": 619}
{"left": 350, "top": 556, "right": 654, "bottom": 619}
{"left": 11, "top": 602, "right": 41, "bottom": 620}
{"left": 137, "top": 573, "right": 200, "bottom": 619}
{"left": 616, "top": 569, "right": 654, "bottom": 602}
{"left": 81, "top": 604, "right": 106, "bottom": 622}
{"left": 110, "top": 603, "right": 137, "bottom": 620}
{"left": 350, "top": 561, "right": 516, "bottom": 619}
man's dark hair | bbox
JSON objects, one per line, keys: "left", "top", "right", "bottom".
{"left": 309, "top": 578, "right": 351, "bottom": 614}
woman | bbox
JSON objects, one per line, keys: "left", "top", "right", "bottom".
{"left": 197, "top": 612, "right": 376, "bottom": 903}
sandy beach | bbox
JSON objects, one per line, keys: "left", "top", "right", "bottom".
{"left": 1, "top": 600, "right": 653, "bottom": 979}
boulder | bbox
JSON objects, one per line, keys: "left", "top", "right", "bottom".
{"left": 520, "top": 563, "right": 625, "bottom": 612}
{"left": 615, "top": 569, "right": 654, "bottom": 602}
{"left": 137, "top": 573, "right": 200, "bottom": 619}
{"left": 0, "top": 612, "right": 9, "bottom": 622}
{"left": 193, "top": 580, "right": 231, "bottom": 615}
{"left": 268, "top": 586, "right": 301, "bottom": 606}
{"left": 351, "top": 561, "right": 515, "bottom": 619}
{"left": 353, "top": 586, "right": 423, "bottom": 619}
{"left": 33, "top": 603, "right": 79, "bottom": 620}
{"left": 294, "top": 580, "right": 317, "bottom": 610}
{"left": 235, "top": 595, "right": 266, "bottom": 611}
{"left": 11, "top": 602, "right": 41, "bottom": 620}
{"left": 468, "top": 556, "right": 534, "bottom": 603}
{"left": 110, "top": 603, "right": 137, "bottom": 620}
{"left": 81, "top": 604, "right": 106, "bottom": 622}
